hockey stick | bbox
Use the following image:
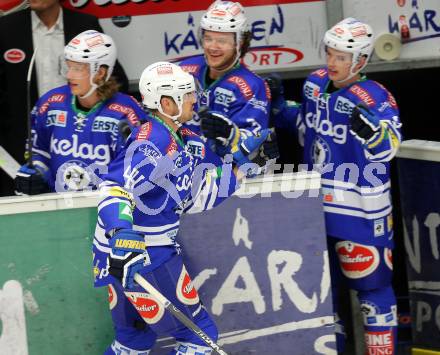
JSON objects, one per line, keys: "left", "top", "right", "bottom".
{"left": 26, "top": 47, "right": 38, "bottom": 168}
{"left": 133, "top": 273, "right": 229, "bottom": 355}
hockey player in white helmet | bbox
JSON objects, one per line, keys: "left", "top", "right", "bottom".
{"left": 265, "top": 18, "right": 401, "bottom": 354}
{"left": 93, "top": 61, "right": 275, "bottom": 354}
{"left": 14, "top": 30, "right": 142, "bottom": 195}
{"left": 179, "top": 1, "right": 270, "bottom": 161}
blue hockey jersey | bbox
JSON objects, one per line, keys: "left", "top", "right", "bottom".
{"left": 93, "top": 115, "right": 238, "bottom": 287}
{"left": 31, "top": 85, "right": 143, "bottom": 191}
{"left": 179, "top": 55, "right": 270, "bottom": 136}
{"left": 275, "top": 68, "right": 402, "bottom": 247}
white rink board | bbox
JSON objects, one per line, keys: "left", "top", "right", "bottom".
{"left": 343, "top": 0, "right": 440, "bottom": 60}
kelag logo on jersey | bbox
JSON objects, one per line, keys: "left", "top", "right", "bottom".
{"left": 46, "top": 110, "right": 67, "bottom": 127}
{"left": 92, "top": 116, "right": 119, "bottom": 135}
{"left": 334, "top": 96, "right": 354, "bottom": 114}
{"left": 214, "top": 87, "right": 236, "bottom": 107}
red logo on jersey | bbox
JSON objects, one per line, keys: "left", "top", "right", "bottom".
{"left": 166, "top": 137, "right": 178, "bottom": 155}
{"left": 376, "top": 82, "right": 398, "bottom": 109}
{"left": 38, "top": 94, "right": 66, "bottom": 114}
{"left": 179, "top": 128, "right": 197, "bottom": 137}
{"left": 365, "top": 330, "right": 394, "bottom": 354}
{"left": 349, "top": 85, "right": 376, "bottom": 107}
{"left": 384, "top": 248, "right": 393, "bottom": 270}
{"left": 108, "top": 103, "right": 139, "bottom": 125}
{"left": 108, "top": 284, "right": 117, "bottom": 310}
{"left": 311, "top": 69, "right": 327, "bottom": 78}
{"left": 126, "top": 291, "right": 165, "bottom": 324}
{"left": 4, "top": 48, "right": 25, "bottom": 64}
{"left": 264, "top": 80, "right": 272, "bottom": 101}
{"left": 227, "top": 76, "right": 253, "bottom": 100}
{"left": 176, "top": 265, "right": 199, "bottom": 305}
{"left": 336, "top": 242, "right": 379, "bottom": 279}
{"left": 136, "top": 121, "right": 152, "bottom": 141}
{"left": 180, "top": 65, "right": 200, "bottom": 75}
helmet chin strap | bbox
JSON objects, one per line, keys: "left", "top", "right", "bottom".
{"left": 79, "top": 66, "right": 101, "bottom": 99}
{"left": 158, "top": 104, "right": 183, "bottom": 128}
{"left": 333, "top": 58, "right": 365, "bottom": 84}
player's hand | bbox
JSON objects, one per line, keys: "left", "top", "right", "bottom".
{"left": 200, "top": 111, "right": 240, "bottom": 148}
{"left": 14, "top": 164, "right": 49, "bottom": 195}
{"left": 263, "top": 73, "right": 286, "bottom": 116}
{"left": 108, "top": 229, "right": 148, "bottom": 289}
{"left": 349, "top": 105, "right": 381, "bottom": 145}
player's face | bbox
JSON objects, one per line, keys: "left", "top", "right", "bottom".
{"left": 326, "top": 47, "right": 353, "bottom": 82}
{"left": 178, "top": 92, "right": 197, "bottom": 123}
{"left": 202, "top": 31, "right": 237, "bottom": 71}
{"left": 29, "top": 0, "right": 59, "bottom": 12}
{"left": 64, "top": 60, "right": 92, "bottom": 96}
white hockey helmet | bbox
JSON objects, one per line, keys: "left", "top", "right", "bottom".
{"left": 200, "top": 1, "right": 247, "bottom": 42}
{"left": 323, "top": 18, "right": 374, "bottom": 79}
{"left": 139, "top": 62, "right": 196, "bottom": 125}
{"left": 64, "top": 30, "right": 117, "bottom": 82}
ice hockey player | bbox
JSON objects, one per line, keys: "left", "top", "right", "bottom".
{"left": 266, "top": 18, "right": 402, "bottom": 355}
{"left": 93, "top": 61, "right": 276, "bottom": 355}
{"left": 179, "top": 1, "right": 269, "bottom": 140}
{"left": 14, "top": 30, "right": 142, "bottom": 195}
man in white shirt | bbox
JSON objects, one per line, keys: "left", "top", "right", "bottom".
{"left": 0, "top": 0, "right": 129, "bottom": 196}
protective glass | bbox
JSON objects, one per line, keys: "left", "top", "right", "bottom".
{"left": 60, "top": 60, "right": 90, "bottom": 79}
{"left": 324, "top": 47, "right": 352, "bottom": 67}
{"left": 201, "top": 32, "right": 236, "bottom": 50}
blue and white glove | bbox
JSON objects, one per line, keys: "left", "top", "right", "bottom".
{"left": 349, "top": 105, "right": 383, "bottom": 145}
{"left": 14, "top": 164, "right": 49, "bottom": 195}
{"left": 108, "top": 229, "right": 148, "bottom": 289}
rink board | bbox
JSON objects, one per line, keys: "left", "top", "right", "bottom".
{"left": 397, "top": 140, "right": 440, "bottom": 350}
{"left": 0, "top": 173, "right": 336, "bottom": 355}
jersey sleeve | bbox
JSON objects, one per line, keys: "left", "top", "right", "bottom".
{"left": 362, "top": 85, "right": 402, "bottom": 162}
{"left": 30, "top": 96, "right": 53, "bottom": 180}
{"left": 226, "top": 75, "right": 269, "bottom": 136}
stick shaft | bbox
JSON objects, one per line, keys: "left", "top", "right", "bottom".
{"left": 133, "top": 273, "right": 228, "bottom": 355}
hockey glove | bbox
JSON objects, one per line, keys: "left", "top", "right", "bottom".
{"left": 349, "top": 105, "right": 383, "bottom": 145}
{"left": 14, "top": 164, "right": 49, "bottom": 195}
{"left": 263, "top": 73, "right": 287, "bottom": 116}
{"left": 108, "top": 229, "right": 148, "bottom": 289}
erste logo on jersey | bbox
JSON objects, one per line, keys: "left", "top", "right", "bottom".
{"left": 46, "top": 110, "right": 67, "bottom": 127}
{"left": 214, "top": 87, "right": 236, "bottom": 107}
{"left": 176, "top": 265, "right": 199, "bottom": 305}
{"left": 334, "top": 96, "right": 355, "bottom": 114}
{"left": 92, "top": 116, "right": 119, "bottom": 134}
{"left": 304, "top": 81, "right": 320, "bottom": 101}
{"left": 349, "top": 85, "right": 376, "bottom": 107}
{"left": 227, "top": 76, "right": 253, "bottom": 100}
{"left": 126, "top": 292, "right": 165, "bottom": 324}
{"left": 335, "top": 241, "right": 380, "bottom": 279}
{"left": 186, "top": 140, "right": 205, "bottom": 159}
